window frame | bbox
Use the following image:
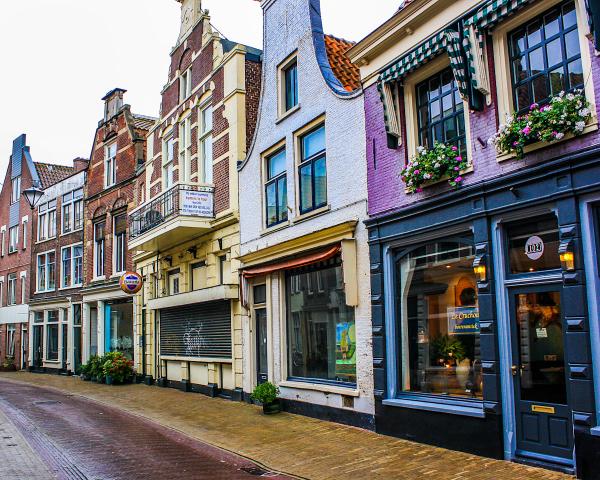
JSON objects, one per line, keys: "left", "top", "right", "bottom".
{"left": 113, "top": 212, "right": 127, "bottom": 275}
{"left": 60, "top": 243, "right": 83, "bottom": 289}
{"left": 278, "top": 52, "right": 300, "bottom": 119}
{"left": 199, "top": 102, "right": 213, "bottom": 184}
{"left": 179, "top": 67, "right": 193, "bottom": 102}
{"left": 8, "top": 225, "right": 18, "bottom": 253}
{"left": 162, "top": 135, "right": 175, "bottom": 190}
{"left": 45, "top": 310, "right": 60, "bottom": 362}
{"left": 36, "top": 250, "right": 56, "bottom": 293}
{"left": 179, "top": 114, "right": 192, "bottom": 183}
{"left": 105, "top": 142, "right": 117, "bottom": 188}
{"left": 167, "top": 268, "right": 181, "bottom": 296}
{"left": 264, "top": 147, "right": 288, "bottom": 228}
{"left": 61, "top": 188, "right": 83, "bottom": 234}
{"left": 6, "top": 324, "right": 16, "bottom": 358}
{"left": 7, "top": 273, "right": 17, "bottom": 305}
{"left": 93, "top": 220, "right": 106, "bottom": 279}
{"left": 11, "top": 176, "right": 20, "bottom": 204}
{"left": 297, "top": 123, "right": 327, "bottom": 215}
{"left": 37, "top": 199, "right": 57, "bottom": 242}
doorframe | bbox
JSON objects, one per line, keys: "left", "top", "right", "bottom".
{"left": 491, "top": 206, "right": 569, "bottom": 463}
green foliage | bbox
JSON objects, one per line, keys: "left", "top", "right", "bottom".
{"left": 400, "top": 143, "right": 470, "bottom": 194}
{"left": 86, "top": 355, "right": 104, "bottom": 379}
{"left": 489, "top": 90, "right": 592, "bottom": 159}
{"left": 431, "top": 335, "right": 466, "bottom": 363}
{"left": 251, "top": 382, "right": 279, "bottom": 405}
{"left": 102, "top": 351, "right": 134, "bottom": 384}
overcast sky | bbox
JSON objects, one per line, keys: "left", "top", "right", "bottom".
{"left": 0, "top": 1, "right": 398, "bottom": 176}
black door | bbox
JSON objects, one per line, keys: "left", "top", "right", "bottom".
{"left": 256, "top": 308, "right": 268, "bottom": 384}
{"left": 509, "top": 286, "right": 573, "bottom": 462}
{"left": 33, "top": 325, "right": 43, "bottom": 369}
{"left": 61, "top": 323, "right": 68, "bottom": 368}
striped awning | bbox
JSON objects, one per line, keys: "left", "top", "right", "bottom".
{"left": 464, "top": 0, "right": 535, "bottom": 31}
{"left": 377, "top": 29, "right": 469, "bottom": 138}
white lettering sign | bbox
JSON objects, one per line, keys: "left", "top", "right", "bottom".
{"left": 525, "top": 235, "right": 544, "bottom": 261}
{"left": 180, "top": 190, "right": 213, "bottom": 217}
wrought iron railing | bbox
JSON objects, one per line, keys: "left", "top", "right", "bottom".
{"left": 129, "top": 184, "right": 214, "bottom": 239}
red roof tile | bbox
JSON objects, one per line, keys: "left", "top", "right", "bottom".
{"left": 324, "top": 34, "right": 361, "bottom": 92}
{"left": 34, "top": 163, "right": 75, "bottom": 188}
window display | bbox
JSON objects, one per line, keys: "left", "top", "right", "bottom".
{"left": 397, "top": 240, "right": 482, "bottom": 399}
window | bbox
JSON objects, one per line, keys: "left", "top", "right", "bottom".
{"left": 61, "top": 244, "right": 83, "bottom": 288}
{"left": 11, "top": 176, "right": 20, "bottom": 204}
{"left": 509, "top": 1, "right": 583, "bottom": 113}
{"left": 284, "top": 60, "right": 298, "bottom": 111}
{"left": 94, "top": 221, "right": 105, "bottom": 278}
{"left": 46, "top": 311, "right": 59, "bottom": 361}
{"left": 22, "top": 219, "right": 27, "bottom": 249}
{"left": 179, "top": 116, "right": 192, "bottom": 182}
{"left": 397, "top": 239, "right": 482, "bottom": 399}
{"left": 37, "top": 251, "right": 56, "bottom": 292}
{"left": 105, "top": 143, "right": 117, "bottom": 187}
{"left": 62, "top": 198, "right": 71, "bottom": 234}
{"left": 506, "top": 214, "right": 561, "bottom": 274}
{"left": 37, "top": 200, "right": 56, "bottom": 241}
{"left": 113, "top": 214, "right": 127, "bottom": 274}
{"left": 180, "top": 68, "right": 192, "bottom": 102}
{"left": 163, "top": 136, "right": 175, "bottom": 189}
{"left": 73, "top": 190, "right": 83, "bottom": 230}
{"left": 168, "top": 269, "right": 180, "bottom": 295}
{"left": 199, "top": 104, "right": 213, "bottom": 184}
{"left": 1, "top": 229, "right": 5, "bottom": 257}
{"left": 286, "top": 258, "right": 356, "bottom": 385}
{"left": 6, "top": 325, "right": 16, "bottom": 357}
{"left": 265, "top": 148, "right": 287, "bottom": 228}
{"left": 61, "top": 188, "right": 83, "bottom": 234}
{"left": 416, "top": 67, "right": 467, "bottom": 158}
{"left": 191, "top": 261, "right": 207, "bottom": 290}
{"left": 298, "top": 125, "right": 327, "bottom": 214}
{"left": 7, "top": 273, "right": 17, "bottom": 305}
{"left": 8, "top": 226, "right": 18, "bottom": 253}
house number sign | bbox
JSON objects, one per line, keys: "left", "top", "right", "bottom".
{"left": 525, "top": 235, "right": 545, "bottom": 260}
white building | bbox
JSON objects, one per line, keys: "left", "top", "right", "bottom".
{"left": 238, "top": 0, "right": 373, "bottom": 426}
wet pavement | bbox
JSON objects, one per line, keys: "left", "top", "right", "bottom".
{"left": 0, "top": 379, "right": 290, "bottom": 480}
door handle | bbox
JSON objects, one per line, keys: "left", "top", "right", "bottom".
{"left": 511, "top": 365, "right": 519, "bottom": 376}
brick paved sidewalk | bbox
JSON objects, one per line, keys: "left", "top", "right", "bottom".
{"left": 0, "top": 372, "right": 573, "bottom": 480}
{"left": 0, "top": 406, "right": 56, "bottom": 480}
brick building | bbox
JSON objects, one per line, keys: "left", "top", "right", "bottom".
{"left": 29, "top": 160, "right": 87, "bottom": 374}
{"left": 82, "top": 88, "right": 155, "bottom": 365}
{"left": 130, "top": 0, "right": 261, "bottom": 394}
{"left": 349, "top": 0, "right": 600, "bottom": 475}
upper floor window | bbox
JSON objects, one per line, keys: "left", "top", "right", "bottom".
{"left": 416, "top": 68, "right": 466, "bottom": 158}
{"left": 167, "top": 268, "right": 180, "bottom": 295}
{"left": 113, "top": 213, "right": 127, "bottom": 274}
{"left": 62, "top": 188, "right": 84, "bottom": 234}
{"left": 7, "top": 273, "right": 17, "bottom": 305}
{"left": 37, "top": 199, "right": 57, "bottom": 241}
{"left": 199, "top": 104, "right": 213, "bottom": 184}
{"left": 11, "top": 176, "right": 20, "bottom": 204}
{"left": 299, "top": 125, "right": 327, "bottom": 214}
{"left": 8, "top": 226, "right": 18, "bottom": 253}
{"left": 94, "top": 221, "right": 105, "bottom": 278}
{"left": 179, "top": 116, "right": 192, "bottom": 182}
{"left": 180, "top": 68, "right": 192, "bottom": 102}
{"left": 191, "top": 261, "right": 207, "bottom": 291}
{"left": 284, "top": 60, "right": 298, "bottom": 112}
{"left": 509, "top": 1, "right": 583, "bottom": 113}
{"left": 37, "top": 251, "right": 55, "bottom": 292}
{"left": 163, "top": 136, "right": 175, "bottom": 189}
{"left": 265, "top": 148, "right": 287, "bottom": 228}
{"left": 61, "top": 244, "right": 83, "bottom": 288}
{"left": 105, "top": 143, "right": 117, "bottom": 187}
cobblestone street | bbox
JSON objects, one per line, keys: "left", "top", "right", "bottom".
{"left": 0, "top": 373, "right": 574, "bottom": 480}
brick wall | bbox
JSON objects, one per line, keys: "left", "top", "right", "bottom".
{"left": 245, "top": 60, "right": 262, "bottom": 151}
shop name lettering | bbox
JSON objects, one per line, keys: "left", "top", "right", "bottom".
{"left": 526, "top": 242, "right": 543, "bottom": 255}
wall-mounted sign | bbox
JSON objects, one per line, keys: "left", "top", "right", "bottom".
{"left": 180, "top": 189, "right": 213, "bottom": 218}
{"left": 525, "top": 235, "right": 545, "bottom": 260}
{"left": 447, "top": 307, "right": 480, "bottom": 335}
{"left": 119, "top": 271, "right": 143, "bottom": 295}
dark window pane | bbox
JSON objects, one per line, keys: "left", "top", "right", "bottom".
{"left": 444, "top": 117, "right": 457, "bottom": 142}
{"left": 544, "top": 10, "right": 561, "bottom": 39}
{"left": 419, "top": 130, "right": 429, "bottom": 149}
{"left": 457, "top": 112, "right": 465, "bottom": 136}
{"left": 418, "top": 85, "right": 428, "bottom": 105}
{"left": 266, "top": 182, "right": 277, "bottom": 226}
{"left": 299, "top": 164, "right": 313, "bottom": 211}
{"left": 562, "top": 1, "right": 577, "bottom": 29}
{"left": 564, "top": 29, "right": 581, "bottom": 59}
{"left": 527, "top": 20, "right": 542, "bottom": 48}
{"left": 419, "top": 105, "right": 429, "bottom": 127}
{"left": 302, "top": 126, "right": 325, "bottom": 159}
{"left": 532, "top": 75, "right": 549, "bottom": 103}
{"left": 277, "top": 177, "right": 287, "bottom": 222}
{"left": 253, "top": 285, "right": 266, "bottom": 304}
{"left": 454, "top": 90, "right": 464, "bottom": 110}
{"left": 507, "top": 215, "right": 561, "bottom": 274}
{"left": 430, "top": 99, "right": 441, "bottom": 123}
{"left": 284, "top": 62, "right": 298, "bottom": 111}
{"left": 516, "top": 84, "right": 531, "bottom": 112}
{"left": 546, "top": 38, "right": 563, "bottom": 69}
{"left": 429, "top": 76, "right": 440, "bottom": 99}
{"left": 313, "top": 157, "right": 327, "bottom": 207}
{"left": 434, "top": 123, "right": 444, "bottom": 143}
{"left": 568, "top": 58, "right": 584, "bottom": 88}
{"left": 512, "top": 29, "right": 527, "bottom": 56}
{"left": 441, "top": 69, "right": 453, "bottom": 94}
{"left": 529, "top": 47, "right": 545, "bottom": 74}
{"left": 550, "top": 67, "right": 565, "bottom": 95}
{"left": 513, "top": 56, "right": 528, "bottom": 83}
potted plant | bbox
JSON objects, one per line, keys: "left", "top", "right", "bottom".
{"left": 102, "top": 351, "right": 134, "bottom": 385}
{"left": 251, "top": 382, "right": 281, "bottom": 415}
{"left": 0, "top": 356, "right": 16, "bottom": 372}
{"left": 79, "top": 362, "right": 91, "bottom": 381}
{"left": 87, "top": 354, "right": 104, "bottom": 382}
{"left": 431, "top": 334, "right": 466, "bottom": 367}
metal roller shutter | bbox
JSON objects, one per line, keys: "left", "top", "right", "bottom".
{"left": 160, "top": 301, "right": 232, "bottom": 358}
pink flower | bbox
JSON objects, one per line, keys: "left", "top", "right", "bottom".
{"left": 513, "top": 141, "right": 519, "bottom": 147}
{"left": 455, "top": 176, "right": 463, "bottom": 182}
{"left": 414, "top": 169, "right": 420, "bottom": 175}
{"left": 451, "top": 146, "right": 458, "bottom": 151}
{"left": 522, "top": 126, "right": 531, "bottom": 135}
{"left": 552, "top": 131, "right": 558, "bottom": 136}
{"left": 530, "top": 103, "right": 539, "bottom": 111}
{"left": 455, "top": 156, "right": 462, "bottom": 162}
{"left": 454, "top": 166, "right": 460, "bottom": 171}
{"left": 416, "top": 188, "right": 423, "bottom": 193}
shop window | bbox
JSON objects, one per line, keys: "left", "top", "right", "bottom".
{"left": 37, "top": 252, "right": 55, "bottom": 292}
{"left": 397, "top": 240, "right": 482, "bottom": 399}
{"left": 416, "top": 67, "right": 466, "bottom": 158}
{"left": 506, "top": 214, "right": 561, "bottom": 274}
{"left": 107, "top": 301, "right": 134, "bottom": 360}
{"left": 191, "top": 261, "right": 207, "bottom": 291}
{"left": 199, "top": 104, "right": 213, "bottom": 184}
{"left": 46, "top": 311, "right": 59, "bottom": 361}
{"left": 509, "top": 1, "right": 583, "bottom": 113}
{"left": 265, "top": 148, "right": 287, "bottom": 228}
{"left": 298, "top": 125, "right": 327, "bottom": 214}
{"left": 286, "top": 257, "right": 356, "bottom": 385}
{"left": 113, "top": 213, "right": 127, "bottom": 274}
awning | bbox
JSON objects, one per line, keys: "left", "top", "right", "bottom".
{"left": 377, "top": 29, "right": 469, "bottom": 138}
{"left": 240, "top": 244, "right": 341, "bottom": 307}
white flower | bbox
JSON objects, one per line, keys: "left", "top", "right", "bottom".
{"left": 555, "top": 132, "right": 565, "bottom": 140}
{"left": 416, "top": 146, "right": 426, "bottom": 154}
{"left": 423, "top": 173, "right": 431, "bottom": 180}
{"left": 434, "top": 162, "right": 441, "bottom": 169}
{"left": 575, "top": 121, "right": 586, "bottom": 132}
{"left": 487, "top": 137, "right": 495, "bottom": 146}
{"left": 559, "top": 91, "right": 565, "bottom": 98}
{"left": 579, "top": 108, "right": 590, "bottom": 117}
{"left": 566, "top": 93, "right": 575, "bottom": 101}
{"left": 567, "top": 121, "right": 572, "bottom": 126}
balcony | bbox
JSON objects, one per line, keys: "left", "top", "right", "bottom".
{"left": 129, "top": 184, "right": 214, "bottom": 253}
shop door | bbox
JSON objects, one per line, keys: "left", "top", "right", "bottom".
{"left": 255, "top": 308, "right": 268, "bottom": 384}
{"left": 509, "top": 286, "right": 573, "bottom": 462}
{"left": 32, "top": 325, "right": 43, "bottom": 368}
{"left": 21, "top": 326, "right": 28, "bottom": 369}
{"left": 61, "top": 323, "right": 68, "bottom": 367}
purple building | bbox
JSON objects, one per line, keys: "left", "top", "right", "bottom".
{"left": 349, "top": 0, "right": 600, "bottom": 476}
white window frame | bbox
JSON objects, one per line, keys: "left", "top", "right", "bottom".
{"left": 61, "top": 243, "right": 83, "bottom": 289}
{"left": 179, "top": 115, "right": 192, "bottom": 183}
{"left": 22, "top": 218, "right": 28, "bottom": 250}
{"left": 1, "top": 227, "right": 5, "bottom": 257}
{"left": 8, "top": 225, "right": 18, "bottom": 253}
{"left": 278, "top": 52, "right": 299, "bottom": 119}
{"left": 199, "top": 103, "right": 213, "bottom": 184}
{"left": 179, "top": 68, "right": 192, "bottom": 102}
{"left": 11, "top": 176, "right": 20, "bottom": 204}
{"left": 6, "top": 324, "right": 16, "bottom": 357}
{"left": 7, "top": 273, "right": 17, "bottom": 305}
{"left": 162, "top": 135, "right": 175, "bottom": 189}
{"left": 36, "top": 250, "right": 56, "bottom": 293}
{"left": 105, "top": 142, "right": 117, "bottom": 187}
{"left": 37, "top": 200, "right": 57, "bottom": 242}
{"left": 93, "top": 221, "right": 105, "bottom": 279}
{"left": 61, "top": 188, "right": 83, "bottom": 234}
{"left": 113, "top": 213, "right": 127, "bottom": 275}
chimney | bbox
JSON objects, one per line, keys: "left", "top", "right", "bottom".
{"left": 73, "top": 157, "right": 89, "bottom": 173}
{"left": 102, "top": 88, "right": 127, "bottom": 122}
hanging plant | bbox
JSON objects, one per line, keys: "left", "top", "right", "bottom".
{"left": 489, "top": 90, "right": 592, "bottom": 159}
{"left": 401, "top": 143, "right": 470, "bottom": 194}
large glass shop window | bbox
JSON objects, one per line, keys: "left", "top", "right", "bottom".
{"left": 507, "top": 214, "right": 560, "bottom": 274}
{"left": 398, "top": 240, "right": 482, "bottom": 399}
{"left": 286, "top": 257, "right": 356, "bottom": 385}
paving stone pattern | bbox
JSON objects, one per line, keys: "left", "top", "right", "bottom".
{"left": 0, "top": 372, "right": 574, "bottom": 480}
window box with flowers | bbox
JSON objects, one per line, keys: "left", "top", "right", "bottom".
{"left": 401, "top": 143, "right": 471, "bottom": 194}
{"left": 489, "top": 91, "right": 594, "bottom": 159}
